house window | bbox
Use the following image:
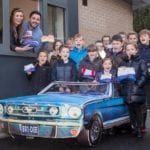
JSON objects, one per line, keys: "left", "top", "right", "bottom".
{"left": 48, "top": 5, "right": 65, "bottom": 41}
{"left": 82, "top": 0, "right": 88, "bottom": 6}
{"left": 0, "top": 0, "right": 3, "bottom": 43}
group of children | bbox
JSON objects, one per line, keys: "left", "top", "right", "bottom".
{"left": 24, "top": 29, "right": 150, "bottom": 139}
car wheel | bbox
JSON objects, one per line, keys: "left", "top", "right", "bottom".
{"left": 77, "top": 115, "right": 102, "bottom": 147}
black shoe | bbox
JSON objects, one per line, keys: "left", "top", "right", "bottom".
{"left": 132, "top": 129, "right": 137, "bottom": 135}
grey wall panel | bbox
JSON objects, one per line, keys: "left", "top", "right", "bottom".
{"left": 0, "top": 55, "right": 35, "bottom": 99}
{"left": 67, "top": 0, "right": 79, "bottom": 38}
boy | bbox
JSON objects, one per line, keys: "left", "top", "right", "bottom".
{"left": 101, "top": 35, "right": 112, "bottom": 51}
{"left": 110, "top": 34, "right": 124, "bottom": 69}
{"left": 118, "top": 31, "right": 127, "bottom": 45}
{"left": 127, "top": 31, "right": 138, "bottom": 44}
{"left": 51, "top": 45, "right": 76, "bottom": 92}
{"left": 95, "top": 40, "right": 110, "bottom": 60}
{"left": 138, "top": 29, "right": 150, "bottom": 131}
{"left": 78, "top": 44, "right": 102, "bottom": 82}
{"left": 138, "top": 29, "right": 150, "bottom": 64}
{"left": 69, "top": 34, "right": 87, "bottom": 70}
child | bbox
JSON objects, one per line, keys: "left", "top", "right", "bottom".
{"left": 95, "top": 57, "right": 117, "bottom": 96}
{"left": 119, "top": 43, "right": 147, "bottom": 138}
{"left": 118, "top": 31, "right": 127, "bottom": 45}
{"left": 22, "top": 30, "right": 40, "bottom": 48}
{"left": 24, "top": 50, "right": 51, "bottom": 94}
{"left": 78, "top": 44, "right": 102, "bottom": 82}
{"left": 95, "top": 40, "right": 110, "bottom": 60}
{"left": 48, "top": 40, "right": 63, "bottom": 66}
{"left": 69, "top": 34, "right": 87, "bottom": 70}
{"left": 138, "top": 29, "right": 150, "bottom": 73}
{"left": 96, "top": 57, "right": 117, "bottom": 83}
{"left": 110, "top": 34, "right": 125, "bottom": 69}
{"left": 127, "top": 31, "right": 138, "bottom": 44}
{"left": 66, "top": 37, "right": 74, "bottom": 51}
{"left": 51, "top": 45, "right": 76, "bottom": 92}
{"left": 101, "top": 35, "right": 112, "bottom": 51}
{"left": 138, "top": 29, "right": 150, "bottom": 132}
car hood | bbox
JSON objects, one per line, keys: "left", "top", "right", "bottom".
{"left": 0, "top": 93, "right": 105, "bottom": 106}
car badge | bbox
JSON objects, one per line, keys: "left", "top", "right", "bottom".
{"left": 22, "top": 106, "right": 37, "bottom": 114}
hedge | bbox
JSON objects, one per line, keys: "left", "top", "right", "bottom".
{"left": 133, "top": 5, "right": 150, "bottom": 32}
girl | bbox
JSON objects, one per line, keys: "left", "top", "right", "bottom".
{"left": 119, "top": 43, "right": 147, "bottom": 138}
{"left": 48, "top": 40, "right": 63, "bottom": 66}
{"left": 25, "top": 50, "right": 51, "bottom": 94}
{"left": 95, "top": 40, "right": 110, "bottom": 60}
{"left": 10, "top": 8, "right": 32, "bottom": 52}
{"left": 96, "top": 57, "right": 117, "bottom": 83}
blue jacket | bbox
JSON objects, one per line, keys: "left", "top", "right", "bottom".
{"left": 69, "top": 47, "right": 87, "bottom": 70}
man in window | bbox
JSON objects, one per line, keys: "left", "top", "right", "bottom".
{"left": 22, "top": 10, "right": 43, "bottom": 52}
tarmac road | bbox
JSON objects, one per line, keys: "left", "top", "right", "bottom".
{"left": 0, "top": 112, "right": 150, "bottom": 150}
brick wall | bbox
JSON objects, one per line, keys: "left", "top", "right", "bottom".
{"left": 10, "top": 0, "right": 38, "bottom": 18}
{"left": 78, "top": 0, "right": 133, "bottom": 44}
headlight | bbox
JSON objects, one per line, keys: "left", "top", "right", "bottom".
{"left": 49, "top": 106, "right": 59, "bottom": 115}
{"left": 68, "top": 107, "right": 82, "bottom": 119}
{"left": 0, "top": 104, "right": 3, "bottom": 114}
{"left": 7, "top": 106, "right": 14, "bottom": 114}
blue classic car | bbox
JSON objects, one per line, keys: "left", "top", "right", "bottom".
{"left": 0, "top": 82, "right": 129, "bottom": 147}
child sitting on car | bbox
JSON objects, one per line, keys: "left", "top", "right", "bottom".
{"left": 51, "top": 45, "right": 77, "bottom": 92}
{"left": 95, "top": 57, "right": 117, "bottom": 95}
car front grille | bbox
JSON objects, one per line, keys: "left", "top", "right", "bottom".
{"left": 5, "top": 105, "right": 59, "bottom": 117}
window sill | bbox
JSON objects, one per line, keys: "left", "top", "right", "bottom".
{"left": 0, "top": 50, "right": 36, "bottom": 58}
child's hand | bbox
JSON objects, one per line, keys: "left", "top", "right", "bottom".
{"left": 59, "top": 87, "right": 64, "bottom": 92}
{"left": 26, "top": 71, "right": 32, "bottom": 75}
{"left": 92, "top": 80, "right": 97, "bottom": 83}
{"left": 66, "top": 88, "right": 71, "bottom": 93}
{"left": 41, "top": 34, "right": 55, "bottom": 43}
{"left": 22, "top": 45, "right": 33, "bottom": 51}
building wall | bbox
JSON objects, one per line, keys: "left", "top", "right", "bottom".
{"left": 10, "top": 0, "right": 38, "bottom": 18}
{"left": 78, "top": 0, "right": 133, "bottom": 44}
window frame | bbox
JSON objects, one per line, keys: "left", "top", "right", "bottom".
{"left": 47, "top": 4, "right": 65, "bottom": 41}
{"left": 41, "top": 0, "right": 67, "bottom": 41}
{"left": 0, "top": 0, "right": 78, "bottom": 56}
{"left": 0, "top": 0, "right": 10, "bottom": 52}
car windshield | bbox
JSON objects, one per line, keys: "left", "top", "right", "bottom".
{"left": 38, "top": 82, "right": 111, "bottom": 96}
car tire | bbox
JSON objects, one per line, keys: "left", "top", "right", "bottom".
{"left": 77, "top": 115, "right": 103, "bottom": 147}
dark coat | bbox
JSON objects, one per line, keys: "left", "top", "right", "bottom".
{"left": 119, "top": 54, "right": 147, "bottom": 105}
{"left": 27, "top": 62, "right": 51, "bottom": 94}
{"left": 51, "top": 59, "right": 77, "bottom": 81}
{"left": 97, "top": 49, "right": 111, "bottom": 60}
{"left": 109, "top": 50, "right": 125, "bottom": 69}
{"left": 138, "top": 43, "right": 150, "bottom": 84}
{"left": 10, "top": 25, "right": 21, "bottom": 51}
{"left": 78, "top": 56, "right": 102, "bottom": 81}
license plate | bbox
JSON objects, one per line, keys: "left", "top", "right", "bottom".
{"left": 21, "top": 124, "right": 39, "bottom": 136}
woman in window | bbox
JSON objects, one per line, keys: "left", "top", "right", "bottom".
{"left": 10, "top": 8, "right": 32, "bottom": 52}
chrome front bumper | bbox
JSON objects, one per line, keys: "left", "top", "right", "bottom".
{"left": 0, "top": 118, "right": 83, "bottom": 138}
